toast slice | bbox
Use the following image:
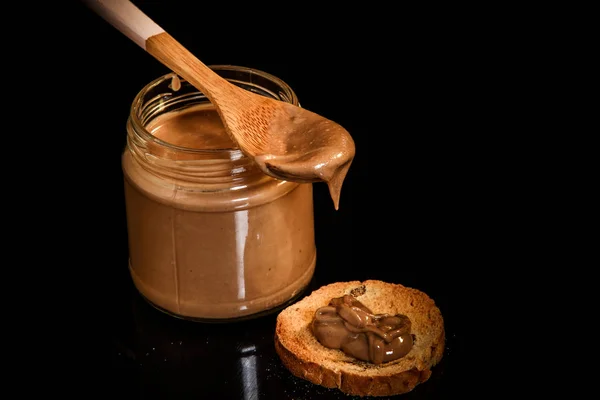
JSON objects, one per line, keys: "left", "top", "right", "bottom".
{"left": 274, "top": 280, "right": 445, "bottom": 397}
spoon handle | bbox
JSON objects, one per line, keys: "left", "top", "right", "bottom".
{"left": 82, "top": 0, "right": 163, "bottom": 50}
{"left": 82, "top": 0, "right": 238, "bottom": 105}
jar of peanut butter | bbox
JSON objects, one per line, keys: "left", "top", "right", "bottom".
{"left": 122, "top": 66, "right": 316, "bottom": 321}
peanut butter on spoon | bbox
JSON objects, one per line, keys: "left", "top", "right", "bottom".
{"left": 250, "top": 105, "right": 355, "bottom": 210}
{"left": 84, "top": 0, "right": 355, "bottom": 209}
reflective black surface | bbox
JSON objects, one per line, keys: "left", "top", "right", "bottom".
{"left": 110, "top": 270, "right": 462, "bottom": 400}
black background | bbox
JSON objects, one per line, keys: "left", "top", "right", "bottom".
{"left": 54, "top": 1, "right": 513, "bottom": 398}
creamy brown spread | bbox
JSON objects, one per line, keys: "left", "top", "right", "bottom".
{"left": 251, "top": 109, "right": 355, "bottom": 210}
{"left": 311, "top": 295, "right": 413, "bottom": 364}
{"left": 148, "top": 103, "right": 233, "bottom": 150}
{"left": 168, "top": 73, "right": 181, "bottom": 91}
{"left": 123, "top": 103, "right": 316, "bottom": 319}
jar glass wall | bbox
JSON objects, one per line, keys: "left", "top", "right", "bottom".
{"left": 122, "top": 66, "right": 316, "bottom": 321}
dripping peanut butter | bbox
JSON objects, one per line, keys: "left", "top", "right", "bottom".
{"left": 252, "top": 111, "right": 355, "bottom": 210}
{"left": 311, "top": 295, "right": 414, "bottom": 364}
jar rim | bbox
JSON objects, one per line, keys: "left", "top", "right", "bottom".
{"left": 129, "top": 65, "right": 300, "bottom": 155}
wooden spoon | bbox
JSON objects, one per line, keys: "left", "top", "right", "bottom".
{"left": 83, "top": 0, "right": 355, "bottom": 209}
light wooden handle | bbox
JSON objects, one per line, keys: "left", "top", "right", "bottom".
{"left": 82, "top": 0, "right": 164, "bottom": 49}
{"left": 83, "top": 0, "right": 237, "bottom": 107}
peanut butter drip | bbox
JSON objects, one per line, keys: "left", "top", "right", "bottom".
{"left": 311, "top": 295, "right": 413, "bottom": 364}
{"left": 252, "top": 111, "right": 354, "bottom": 210}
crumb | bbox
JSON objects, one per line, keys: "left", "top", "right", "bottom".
{"left": 350, "top": 285, "right": 366, "bottom": 297}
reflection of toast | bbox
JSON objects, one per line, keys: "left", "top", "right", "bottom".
{"left": 274, "top": 280, "right": 445, "bottom": 397}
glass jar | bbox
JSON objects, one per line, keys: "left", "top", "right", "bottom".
{"left": 122, "top": 66, "right": 316, "bottom": 321}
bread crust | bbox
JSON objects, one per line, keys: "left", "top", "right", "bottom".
{"left": 274, "top": 280, "right": 445, "bottom": 397}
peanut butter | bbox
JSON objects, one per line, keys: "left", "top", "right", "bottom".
{"left": 252, "top": 111, "right": 354, "bottom": 210}
{"left": 311, "top": 295, "right": 413, "bottom": 364}
{"left": 123, "top": 103, "right": 316, "bottom": 320}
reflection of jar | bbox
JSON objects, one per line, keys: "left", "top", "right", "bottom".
{"left": 122, "top": 66, "right": 316, "bottom": 321}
